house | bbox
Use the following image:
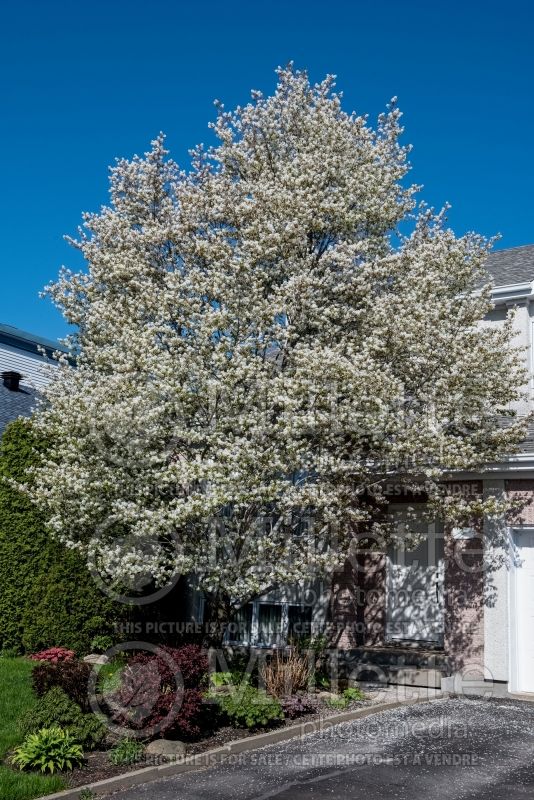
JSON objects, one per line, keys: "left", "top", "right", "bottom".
{"left": 0, "top": 322, "right": 67, "bottom": 436}
{"left": 215, "top": 245, "right": 534, "bottom": 696}
{"left": 326, "top": 245, "right": 534, "bottom": 694}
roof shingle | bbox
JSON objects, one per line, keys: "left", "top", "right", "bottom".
{"left": 0, "top": 383, "right": 37, "bottom": 437}
{"left": 484, "top": 244, "right": 534, "bottom": 287}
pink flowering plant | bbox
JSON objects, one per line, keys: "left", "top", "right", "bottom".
{"left": 28, "top": 647, "right": 76, "bottom": 664}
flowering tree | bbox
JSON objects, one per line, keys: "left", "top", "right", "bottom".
{"left": 31, "top": 66, "right": 527, "bottom": 636}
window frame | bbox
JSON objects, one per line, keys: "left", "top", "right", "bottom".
{"left": 225, "top": 599, "right": 312, "bottom": 647}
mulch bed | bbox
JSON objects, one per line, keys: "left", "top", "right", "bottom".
{"left": 65, "top": 698, "right": 376, "bottom": 789}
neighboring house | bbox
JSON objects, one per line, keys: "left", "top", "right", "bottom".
{"left": 0, "top": 323, "right": 67, "bottom": 437}
{"left": 212, "top": 245, "right": 534, "bottom": 696}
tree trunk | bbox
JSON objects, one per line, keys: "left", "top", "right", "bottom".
{"left": 201, "top": 592, "right": 233, "bottom": 649}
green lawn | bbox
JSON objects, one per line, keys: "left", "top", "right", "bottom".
{"left": 0, "top": 657, "right": 65, "bottom": 800}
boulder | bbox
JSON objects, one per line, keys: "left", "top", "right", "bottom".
{"left": 83, "top": 653, "right": 109, "bottom": 665}
{"left": 317, "top": 691, "right": 339, "bottom": 701}
{"left": 146, "top": 739, "right": 186, "bottom": 761}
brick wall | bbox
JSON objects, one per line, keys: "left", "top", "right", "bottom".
{"left": 329, "top": 483, "right": 487, "bottom": 674}
{"left": 329, "top": 552, "right": 386, "bottom": 649}
{"left": 506, "top": 479, "right": 534, "bottom": 524}
{"left": 444, "top": 529, "right": 485, "bottom": 674}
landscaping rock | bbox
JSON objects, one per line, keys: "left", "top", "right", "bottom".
{"left": 146, "top": 739, "right": 186, "bottom": 760}
{"left": 317, "top": 691, "right": 339, "bottom": 701}
{"left": 83, "top": 653, "right": 110, "bottom": 665}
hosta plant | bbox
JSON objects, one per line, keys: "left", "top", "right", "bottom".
{"left": 19, "top": 686, "right": 106, "bottom": 750}
{"left": 12, "top": 727, "right": 84, "bottom": 773}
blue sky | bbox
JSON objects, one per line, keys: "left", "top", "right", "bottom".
{"left": 1, "top": 0, "right": 533, "bottom": 341}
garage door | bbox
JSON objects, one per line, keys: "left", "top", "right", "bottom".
{"left": 515, "top": 530, "right": 534, "bottom": 694}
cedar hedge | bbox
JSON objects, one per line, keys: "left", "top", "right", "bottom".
{"left": 0, "top": 418, "right": 124, "bottom": 654}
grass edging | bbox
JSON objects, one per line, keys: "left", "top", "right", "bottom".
{"left": 43, "top": 692, "right": 445, "bottom": 799}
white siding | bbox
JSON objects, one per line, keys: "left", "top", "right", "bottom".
{"left": 483, "top": 302, "right": 532, "bottom": 415}
{"left": 0, "top": 342, "right": 58, "bottom": 389}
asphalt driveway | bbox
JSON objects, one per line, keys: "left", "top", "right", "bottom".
{"left": 110, "top": 697, "right": 534, "bottom": 800}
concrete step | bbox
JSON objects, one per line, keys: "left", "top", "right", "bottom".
{"left": 338, "top": 646, "right": 449, "bottom": 687}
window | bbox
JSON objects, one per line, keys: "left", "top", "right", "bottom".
{"left": 226, "top": 604, "right": 253, "bottom": 645}
{"left": 225, "top": 601, "right": 314, "bottom": 647}
{"left": 288, "top": 605, "right": 312, "bottom": 641}
{"left": 257, "top": 604, "right": 283, "bottom": 646}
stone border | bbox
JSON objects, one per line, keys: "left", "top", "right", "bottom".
{"left": 44, "top": 693, "right": 444, "bottom": 799}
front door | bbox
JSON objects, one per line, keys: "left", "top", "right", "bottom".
{"left": 386, "top": 509, "right": 445, "bottom": 645}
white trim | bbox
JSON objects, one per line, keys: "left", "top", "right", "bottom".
{"left": 490, "top": 281, "right": 534, "bottom": 305}
{"left": 508, "top": 525, "right": 534, "bottom": 693}
{"left": 508, "top": 527, "right": 519, "bottom": 694}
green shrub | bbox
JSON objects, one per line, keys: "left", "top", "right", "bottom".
{"left": 0, "top": 419, "right": 124, "bottom": 654}
{"left": 12, "top": 727, "right": 84, "bottom": 773}
{"left": 108, "top": 738, "right": 145, "bottom": 765}
{"left": 314, "top": 671, "right": 330, "bottom": 690}
{"left": 324, "top": 695, "right": 349, "bottom": 710}
{"left": 0, "top": 646, "right": 19, "bottom": 659}
{"left": 210, "top": 670, "right": 249, "bottom": 688}
{"left": 296, "top": 634, "right": 329, "bottom": 658}
{"left": 90, "top": 635, "right": 114, "bottom": 654}
{"left": 19, "top": 687, "right": 106, "bottom": 750}
{"left": 343, "top": 687, "right": 365, "bottom": 702}
{"left": 210, "top": 671, "right": 233, "bottom": 687}
{"left": 214, "top": 685, "right": 283, "bottom": 729}
{"left": 63, "top": 709, "right": 105, "bottom": 752}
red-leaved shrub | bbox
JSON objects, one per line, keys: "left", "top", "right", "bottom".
{"left": 281, "top": 693, "right": 319, "bottom": 719}
{"left": 28, "top": 647, "right": 75, "bottom": 663}
{"left": 109, "top": 645, "right": 214, "bottom": 740}
{"left": 32, "top": 660, "right": 92, "bottom": 710}
{"left": 127, "top": 644, "right": 208, "bottom": 689}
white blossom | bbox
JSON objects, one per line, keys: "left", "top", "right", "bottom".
{"left": 30, "top": 66, "right": 528, "bottom": 622}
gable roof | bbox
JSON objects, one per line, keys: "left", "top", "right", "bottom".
{"left": 484, "top": 245, "right": 534, "bottom": 288}
{"left": 0, "top": 323, "right": 68, "bottom": 358}
{"left": 0, "top": 383, "right": 37, "bottom": 437}
{"left": 0, "top": 322, "right": 66, "bottom": 437}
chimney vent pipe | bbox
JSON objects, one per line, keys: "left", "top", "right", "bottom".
{"left": 2, "top": 371, "right": 22, "bottom": 391}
